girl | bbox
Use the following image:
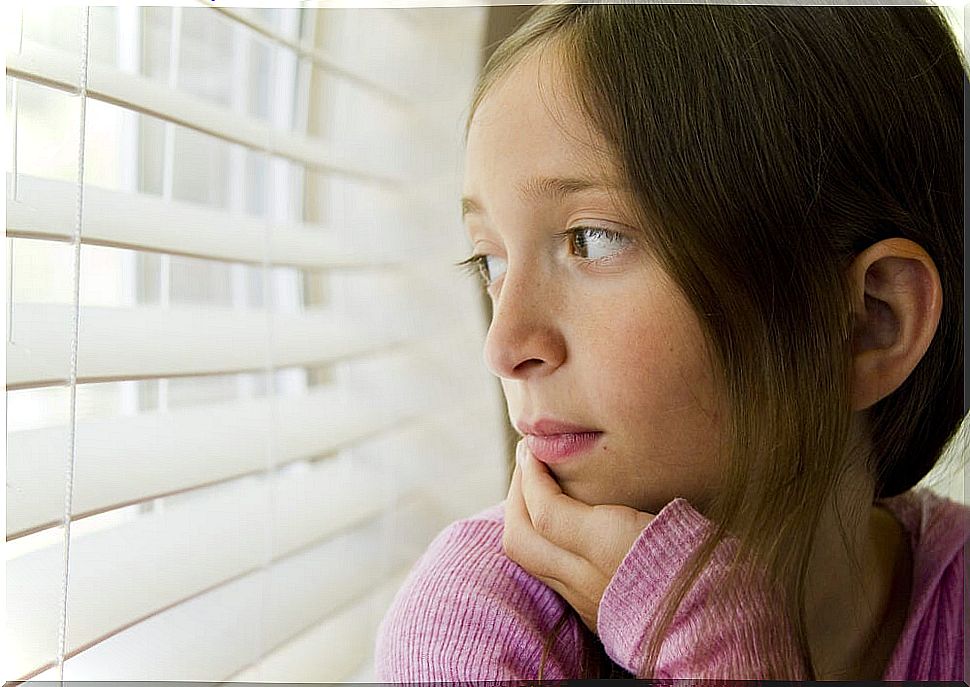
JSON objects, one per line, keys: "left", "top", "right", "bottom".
{"left": 375, "top": 2, "right": 968, "bottom": 680}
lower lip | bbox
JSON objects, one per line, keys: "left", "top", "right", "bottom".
{"left": 524, "top": 432, "right": 602, "bottom": 464}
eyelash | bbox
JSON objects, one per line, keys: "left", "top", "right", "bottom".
{"left": 456, "top": 253, "right": 492, "bottom": 286}
{"left": 456, "top": 226, "right": 629, "bottom": 288}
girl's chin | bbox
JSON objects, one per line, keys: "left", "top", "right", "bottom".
{"left": 556, "top": 478, "right": 682, "bottom": 516}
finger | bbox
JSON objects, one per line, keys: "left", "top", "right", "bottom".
{"left": 516, "top": 440, "right": 602, "bottom": 552}
{"left": 504, "top": 462, "right": 587, "bottom": 583}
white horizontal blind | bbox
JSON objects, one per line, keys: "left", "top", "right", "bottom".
{"left": 6, "top": 4, "right": 505, "bottom": 683}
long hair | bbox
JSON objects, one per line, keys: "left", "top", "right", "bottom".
{"left": 468, "top": 3, "right": 965, "bottom": 679}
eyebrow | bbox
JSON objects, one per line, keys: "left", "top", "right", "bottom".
{"left": 461, "top": 175, "right": 618, "bottom": 221}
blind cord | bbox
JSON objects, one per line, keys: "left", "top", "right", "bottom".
{"left": 255, "top": 48, "right": 271, "bottom": 684}
{"left": 157, "top": 6, "right": 182, "bottom": 414}
{"left": 58, "top": 5, "right": 91, "bottom": 679}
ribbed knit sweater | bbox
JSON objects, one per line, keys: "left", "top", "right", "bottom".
{"left": 375, "top": 487, "right": 968, "bottom": 680}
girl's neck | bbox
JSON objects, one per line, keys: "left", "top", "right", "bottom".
{"left": 806, "top": 474, "right": 912, "bottom": 680}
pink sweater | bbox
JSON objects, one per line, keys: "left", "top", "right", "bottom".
{"left": 375, "top": 487, "right": 969, "bottom": 680}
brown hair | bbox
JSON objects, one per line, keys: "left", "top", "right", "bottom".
{"left": 468, "top": 2, "right": 965, "bottom": 680}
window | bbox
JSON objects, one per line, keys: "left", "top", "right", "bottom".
{"left": 6, "top": 5, "right": 507, "bottom": 681}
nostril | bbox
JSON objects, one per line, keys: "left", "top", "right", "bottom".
{"left": 512, "top": 358, "right": 545, "bottom": 375}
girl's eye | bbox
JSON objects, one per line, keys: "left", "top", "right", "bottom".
{"left": 456, "top": 226, "right": 629, "bottom": 288}
{"left": 456, "top": 253, "right": 507, "bottom": 288}
{"left": 566, "top": 226, "right": 631, "bottom": 261}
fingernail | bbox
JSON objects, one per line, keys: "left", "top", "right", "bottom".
{"left": 516, "top": 440, "right": 526, "bottom": 465}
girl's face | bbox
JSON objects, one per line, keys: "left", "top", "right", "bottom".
{"left": 462, "top": 48, "right": 726, "bottom": 513}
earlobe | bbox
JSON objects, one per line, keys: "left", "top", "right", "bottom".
{"left": 848, "top": 239, "right": 942, "bottom": 412}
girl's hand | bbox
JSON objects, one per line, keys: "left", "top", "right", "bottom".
{"left": 502, "top": 440, "right": 656, "bottom": 634}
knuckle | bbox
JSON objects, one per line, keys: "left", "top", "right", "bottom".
{"left": 531, "top": 504, "right": 556, "bottom": 536}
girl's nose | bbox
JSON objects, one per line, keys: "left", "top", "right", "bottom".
{"left": 482, "top": 268, "right": 566, "bottom": 381}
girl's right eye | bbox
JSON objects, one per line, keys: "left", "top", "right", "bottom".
{"left": 457, "top": 253, "right": 507, "bottom": 289}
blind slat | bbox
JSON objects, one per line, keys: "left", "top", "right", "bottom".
{"left": 6, "top": 303, "right": 406, "bottom": 389}
{"left": 7, "top": 174, "right": 397, "bottom": 269}
{"left": 6, "top": 41, "right": 402, "bottom": 183}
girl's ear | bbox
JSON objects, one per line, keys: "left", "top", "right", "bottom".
{"left": 847, "top": 238, "right": 942, "bottom": 412}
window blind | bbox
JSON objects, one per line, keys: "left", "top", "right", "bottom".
{"left": 6, "top": 4, "right": 506, "bottom": 682}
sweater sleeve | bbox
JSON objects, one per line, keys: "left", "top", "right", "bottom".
{"left": 374, "top": 508, "right": 588, "bottom": 681}
{"left": 597, "top": 497, "right": 807, "bottom": 679}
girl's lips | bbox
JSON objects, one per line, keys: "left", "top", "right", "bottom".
{"left": 524, "top": 432, "right": 602, "bottom": 464}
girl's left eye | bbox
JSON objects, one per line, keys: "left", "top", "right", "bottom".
{"left": 564, "top": 226, "right": 631, "bottom": 261}
{"left": 455, "top": 226, "right": 632, "bottom": 290}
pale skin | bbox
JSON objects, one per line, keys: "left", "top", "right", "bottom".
{"left": 463, "top": 46, "right": 939, "bottom": 680}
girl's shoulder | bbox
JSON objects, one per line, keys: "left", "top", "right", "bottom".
{"left": 878, "top": 486, "right": 970, "bottom": 562}
{"left": 877, "top": 486, "right": 969, "bottom": 603}
{"left": 877, "top": 487, "right": 968, "bottom": 680}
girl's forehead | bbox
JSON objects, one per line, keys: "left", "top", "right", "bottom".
{"left": 467, "top": 51, "right": 620, "bottom": 184}
{"left": 473, "top": 47, "right": 576, "bottom": 126}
